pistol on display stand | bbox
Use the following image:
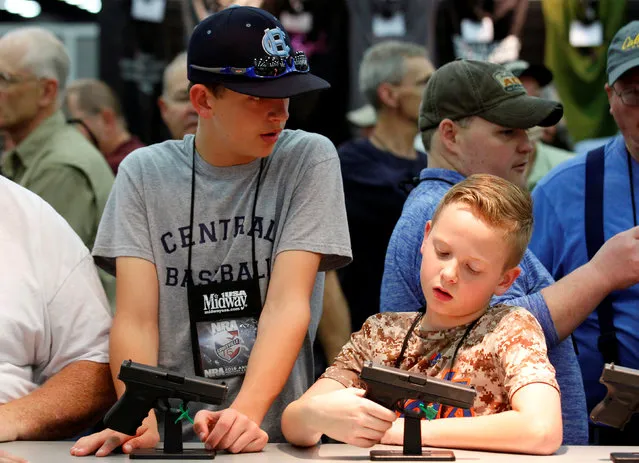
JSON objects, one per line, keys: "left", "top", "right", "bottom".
{"left": 591, "top": 363, "right": 639, "bottom": 463}
{"left": 103, "top": 360, "right": 228, "bottom": 460}
{"left": 359, "top": 362, "right": 476, "bottom": 461}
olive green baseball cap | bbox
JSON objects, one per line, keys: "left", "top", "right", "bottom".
{"left": 607, "top": 21, "right": 639, "bottom": 86}
{"left": 419, "top": 60, "right": 563, "bottom": 132}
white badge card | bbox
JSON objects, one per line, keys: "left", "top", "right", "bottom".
{"left": 569, "top": 20, "right": 603, "bottom": 47}
{"left": 280, "top": 11, "right": 313, "bottom": 34}
{"left": 372, "top": 13, "right": 407, "bottom": 38}
{"left": 131, "top": 0, "right": 167, "bottom": 23}
{"left": 460, "top": 17, "right": 494, "bottom": 43}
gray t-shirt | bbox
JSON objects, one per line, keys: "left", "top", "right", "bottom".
{"left": 93, "top": 130, "right": 352, "bottom": 442}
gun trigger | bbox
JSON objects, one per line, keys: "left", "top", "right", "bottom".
{"left": 408, "top": 375, "right": 427, "bottom": 386}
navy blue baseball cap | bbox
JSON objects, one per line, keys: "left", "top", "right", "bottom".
{"left": 187, "top": 6, "right": 330, "bottom": 98}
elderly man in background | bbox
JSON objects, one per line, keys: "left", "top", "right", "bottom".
{"left": 0, "top": 27, "right": 115, "bottom": 309}
{"left": 157, "top": 52, "right": 199, "bottom": 140}
{"left": 64, "top": 78, "right": 145, "bottom": 174}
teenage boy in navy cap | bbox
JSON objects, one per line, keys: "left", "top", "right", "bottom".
{"left": 71, "top": 5, "right": 351, "bottom": 456}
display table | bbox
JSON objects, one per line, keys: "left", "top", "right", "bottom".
{"left": 1, "top": 442, "right": 637, "bottom": 462}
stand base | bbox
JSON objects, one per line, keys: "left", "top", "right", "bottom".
{"left": 130, "top": 448, "right": 217, "bottom": 460}
{"left": 611, "top": 452, "right": 639, "bottom": 462}
{"left": 370, "top": 449, "right": 455, "bottom": 461}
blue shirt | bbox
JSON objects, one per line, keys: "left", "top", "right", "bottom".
{"left": 381, "top": 168, "right": 588, "bottom": 445}
{"left": 531, "top": 135, "right": 639, "bottom": 417}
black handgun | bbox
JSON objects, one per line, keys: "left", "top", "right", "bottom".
{"left": 104, "top": 360, "right": 228, "bottom": 436}
{"left": 359, "top": 362, "right": 476, "bottom": 412}
{"left": 591, "top": 363, "right": 639, "bottom": 430}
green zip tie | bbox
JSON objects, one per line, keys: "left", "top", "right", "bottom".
{"left": 174, "top": 403, "right": 194, "bottom": 425}
{"left": 418, "top": 403, "right": 437, "bottom": 421}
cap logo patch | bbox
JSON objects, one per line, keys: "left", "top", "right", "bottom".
{"left": 492, "top": 70, "right": 524, "bottom": 92}
{"left": 262, "top": 27, "right": 290, "bottom": 57}
{"left": 622, "top": 34, "right": 639, "bottom": 51}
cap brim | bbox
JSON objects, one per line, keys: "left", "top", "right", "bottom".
{"left": 609, "top": 57, "right": 639, "bottom": 86}
{"left": 222, "top": 72, "right": 330, "bottom": 98}
{"left": 480, "top": 94, "right": 563, "bottom": 128}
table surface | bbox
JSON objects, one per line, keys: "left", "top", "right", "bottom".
{"left": 1, "top": 442, "right": 638, "bottom": 462}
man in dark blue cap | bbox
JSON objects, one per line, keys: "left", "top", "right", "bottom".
{"left": 530, "top": 20, "right": 639, "bottom": 444}
{"left": 71, "top": 5, "right": 352, "bottom": 456}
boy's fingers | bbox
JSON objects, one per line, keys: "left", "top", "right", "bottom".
{"left": 205, "top": 410, "right": 237, "bottom": 449}
{"left": 95, "top": 434, "right": 128, "bottom": 457}
{"left": 363, "top": 414, "right": 396, "bottom": 433}
{"left": 193, "top": 410, "right": 218, "bottom": 440}
{"left": 366, "top": 401, "right": 399, "bottom": 422}
{"left": 123, "top": 428, "right": 159, "bottom": 453}
{"left": 348, "top": 387, "right": 367, "bottom": 397}
{"left": 237, "top": 431, "right": 268, "bottom": 453}
{"left": 215, "top": 416, "right": 248, "bottom": 450}
{"left": 71, "top": 430, "right": 123, "bottom": 456}
{"left": 225, "top": 429, "right": 256, "bottom": 454}
{"left": 351, "top": 436, "right": 378, "bottom": 448}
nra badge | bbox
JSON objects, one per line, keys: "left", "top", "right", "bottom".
{"left": 211, "top": 320, "right": 244, "bottom": 363}
{"left": 492, "top": 70, "right": 524, "bottom": 93}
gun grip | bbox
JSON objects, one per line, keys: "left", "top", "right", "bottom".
{"left": 103, "top": 389, "right": 154, "bottom": 436}
{"left": 591, "top": 395, "right": 633, "bottom": 430}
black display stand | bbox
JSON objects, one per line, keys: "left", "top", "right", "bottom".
{"left": 370, "top": 410, "right": 455, "bottom": 461}
{"left": 130, "top": 403, "right": 215, "bottom": 460}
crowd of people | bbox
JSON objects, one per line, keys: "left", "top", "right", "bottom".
{"left": 1, "top": 2, "right": 639, "bottom": 461}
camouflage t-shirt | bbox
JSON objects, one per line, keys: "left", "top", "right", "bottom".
{"left": 321, "top": 304, "right": 559, "bottom": 418}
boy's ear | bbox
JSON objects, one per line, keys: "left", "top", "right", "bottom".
{"left": 421, "top": 221, "right": 433, "bottom": 255}
{"left": 190, "top": 84, "right": 215, "bottom": 118}
{"left": 494, "top": 266, "right": 521, "bottom": 296}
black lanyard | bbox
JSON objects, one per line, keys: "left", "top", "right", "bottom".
{"left": 186, "top": 137, "right": 265, "bottom": 285}
{"left": 394, "top": 310, "right": 481, "bottom": 374}
{"left": 628, "top": 151, "right": 638, "bottom": 228}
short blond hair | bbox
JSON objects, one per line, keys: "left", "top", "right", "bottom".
{"left": 431, "top": 174, "right": 533, "bottom": 269}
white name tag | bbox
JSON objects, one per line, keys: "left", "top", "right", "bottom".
{"left": 280, "top": 11, "right": 313, "bottom": 34}
{"left": 372, "top": 13, "right": 406, "bottom": 38}
{"left": 569, "top": 20, "right": 603, "bottom": 47}
{"left": 460, "top": 17, "right": 494, "bottom": 43}
{"left": 131, "top": 0, "right": 167, "bottom": 24}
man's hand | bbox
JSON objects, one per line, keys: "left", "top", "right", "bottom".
{"left": 0, "top": 450, "right": 27, "bottom": 463}
{"left": 70, "top": 413, "right": 159, "bottom": 457}
{"left": 193, "top": 408, "right": 268, "bottom": 454}
{"left": 590, "top": 226, "right": 639, "bottom": 292}
{"left": 307, "top": 388, "right": 397, "bottom": 448}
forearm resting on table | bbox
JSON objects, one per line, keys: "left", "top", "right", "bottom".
{"left": 282, "top": 378, "right": 347, "bottom": 447}
{"left": 419, "top": 384, "right": 562, "bottom": 455}
{"left": 232, "top": 298, "right": 311, "bottom": 424}
{"left": 0, "top": 361, "right": 115, "bottom": 440}
{"left": 232, "top": 250, "right": 319, "bottom": 424}
{"left": 281, "top": 397, "right": 323, "bottom": 447}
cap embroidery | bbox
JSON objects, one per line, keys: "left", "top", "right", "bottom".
{"left": 262, "top": 27, "right": 290, "bottom": 57}
{"left": 622, "top": 34, "right": 639, "bottom": 51}
{"left": 492, "top": 70, "right": 524, "bottom": 93}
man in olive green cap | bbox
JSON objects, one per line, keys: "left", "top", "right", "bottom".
{"left": 382, "top": 58, "right": 639, "bottom": 445}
